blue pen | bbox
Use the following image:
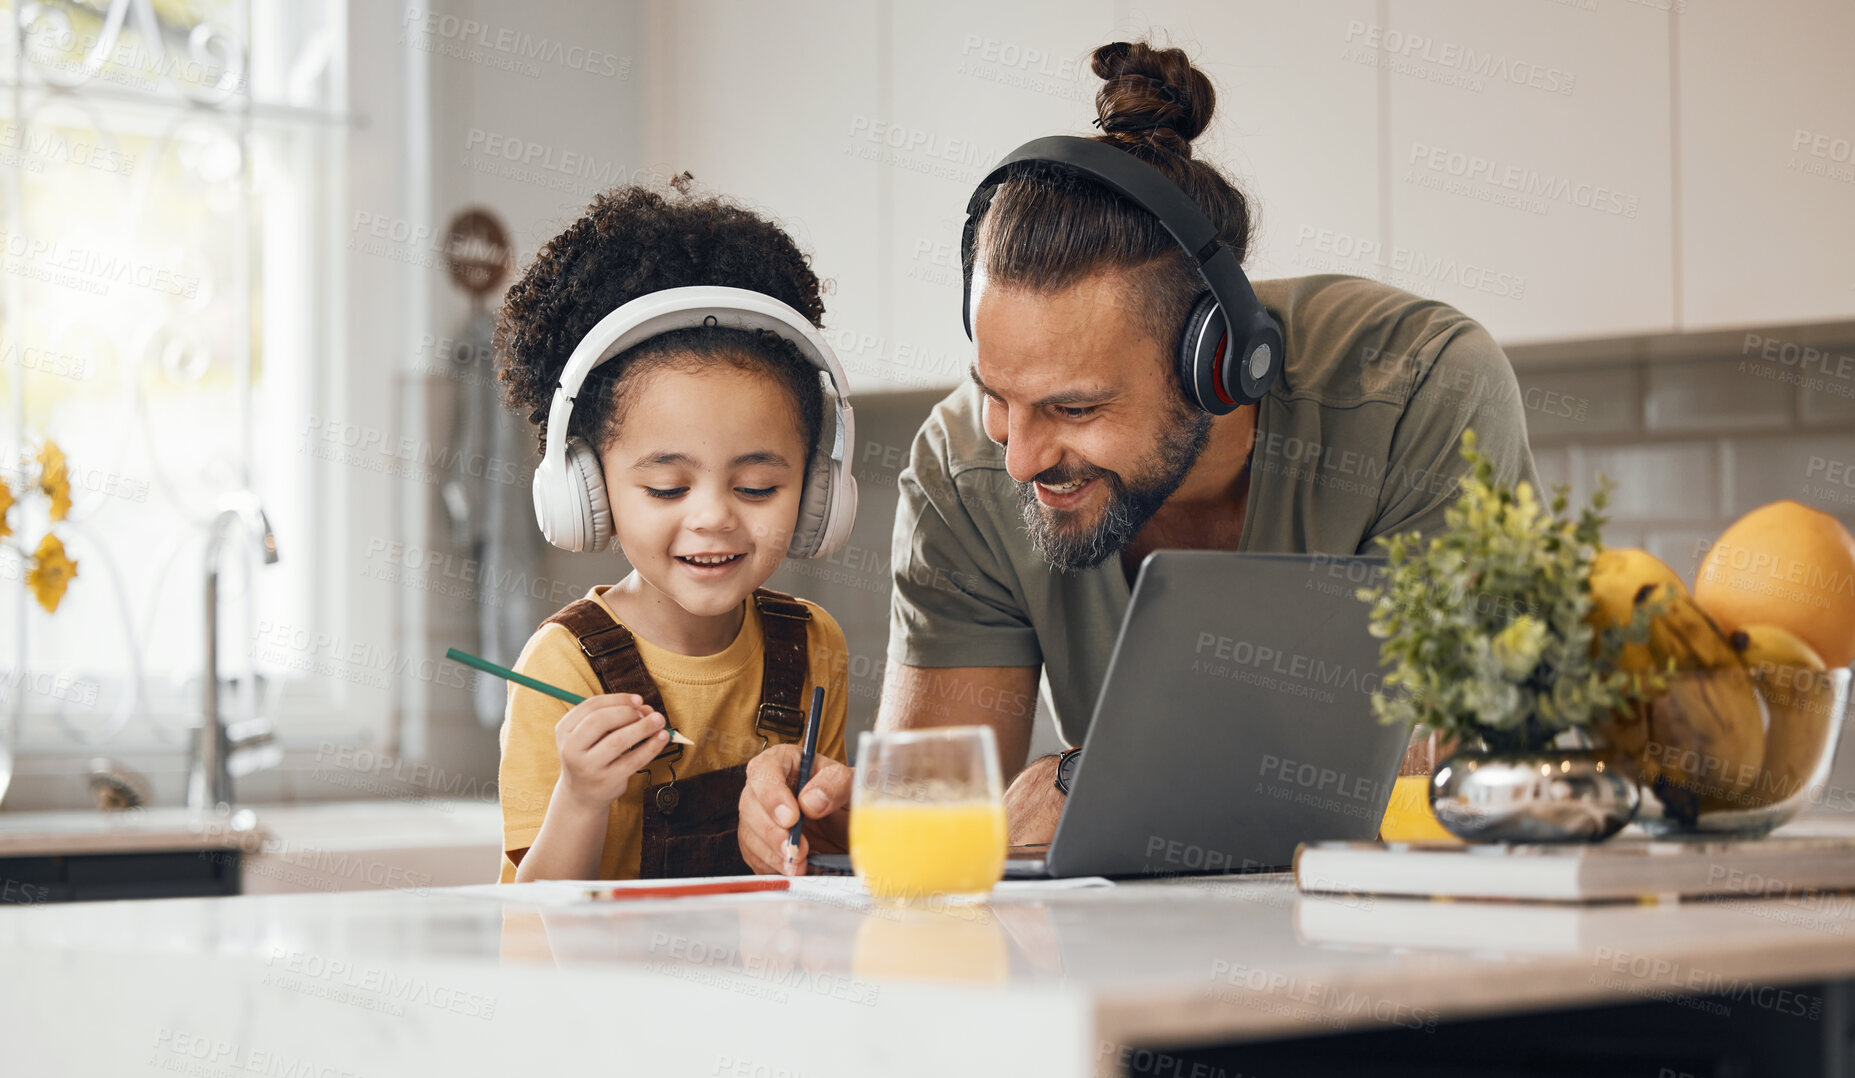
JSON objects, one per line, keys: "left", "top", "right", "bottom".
{"left": 785, "top": 685, "right": 825, "bottom": 867}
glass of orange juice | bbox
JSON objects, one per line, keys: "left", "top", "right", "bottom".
{"left": 1378, "top": 724, "right": 1460, "bottom": 843}
{"left": 848, "top": 727, "right": 1007, "bottom": 905}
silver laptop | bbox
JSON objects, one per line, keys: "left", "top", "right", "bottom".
{"left": 815, "top": 550, "right": 1407, "bottom": 880}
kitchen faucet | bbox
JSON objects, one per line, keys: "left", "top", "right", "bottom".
{"left": 187, "top": 494, "right": 281, "bottom": 814}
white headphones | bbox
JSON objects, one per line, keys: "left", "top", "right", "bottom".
{"left": 531, "top": 286, "right": 859, "bottom": 559}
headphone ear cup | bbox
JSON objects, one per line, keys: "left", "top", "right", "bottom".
{"left": 563, "top": 436, "right": 613, "bottom": 553}
{"left": 802, "top": 457, "right": 857, "bottom": 559}
{"left": 787, "top": 444, "right": 834, "bottom": 559}
{"left": 1231, "top": 309, "right": 1284, "bottom": 406}
{"left": 789, "top": 378, "right": 863, "bottom": 559}
{"left": 1177, "top": 293, "right": 1234, "bottom": 416}
{"left": 822, "top": 471, "right": 858, "bottom": 557}
{"left": 532, "top": 445, "right": 582, "bottom": 551}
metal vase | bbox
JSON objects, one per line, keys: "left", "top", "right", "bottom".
{"left": 1429, "top": 748, "right": 1639, "bottom": 843}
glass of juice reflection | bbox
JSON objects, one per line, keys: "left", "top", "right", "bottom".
{"left": 849, "top": 727, "right": 1007, "bottom": 904}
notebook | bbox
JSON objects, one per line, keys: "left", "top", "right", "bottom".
{"left": 1293, "top": 834, "right": 1855, "bottom": 903}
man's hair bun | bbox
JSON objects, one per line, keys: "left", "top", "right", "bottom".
{"left": 971, "top": 38, "right": 1250, "bottom": 362}
{"left": 1090, "top": 41, "right": 1215, "bottom": 158}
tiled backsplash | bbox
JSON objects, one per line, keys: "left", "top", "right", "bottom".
{"left": 1515, "top": 342, "right": 1855, "bottom": 583}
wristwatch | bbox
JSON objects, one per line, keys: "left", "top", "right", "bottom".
{"left": 1054, "top": 747, "right": 1083, "bottom": 796}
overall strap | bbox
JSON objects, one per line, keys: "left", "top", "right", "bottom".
{"left": 540, "top": 599, "right": 682, "bottom": 765}
{"left": 751, "top": 587, "right": 812, "bottom": 744}
{"left": 638, "top": 592, "right": 811, "bottom": 878}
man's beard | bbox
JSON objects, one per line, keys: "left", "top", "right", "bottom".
{"left": 1017, "top": 402, "right": 1213, "bottom": 573}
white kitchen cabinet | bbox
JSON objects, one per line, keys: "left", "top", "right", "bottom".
{"left": 627, "top": 1, "right": 1850, "bottom": 363}
{"left": 1383, "top": 0, "right": 1676, "bottom": 344}
{"left": 1677, "top": 0, "right": 1855, "bottom": 330}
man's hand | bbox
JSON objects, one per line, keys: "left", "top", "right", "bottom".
{"left": 738, "top": 743, "right": 852, "bottom": 875}
{"left": 1004, "top": 753, "right": 1066, "bottom": 846}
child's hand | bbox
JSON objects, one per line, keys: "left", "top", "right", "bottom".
{"left": 554, "top": 693, "right": 669, "bottom": 809}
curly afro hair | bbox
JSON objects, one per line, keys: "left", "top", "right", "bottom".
{"left": 495, "top": 182, "right": 828, "bottom": 465}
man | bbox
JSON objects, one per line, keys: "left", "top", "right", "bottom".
{"left": 737, "top": 41, "right": 1538, "bottom": 875}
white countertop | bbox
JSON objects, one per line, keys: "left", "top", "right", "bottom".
{"left": 8, "top": 816, "right": 1855, "bottom": 1077}
{"left": 0, "top": 800, "right": 504, "bottom": 894}
{"left": 0, "top": 806, "right": 268, "bottom": 856}
{"left": 0, "top": 800, "right": 501, "bottom": 855}
{"left": 235, "top": 799, "right": 502, "bottom": 894}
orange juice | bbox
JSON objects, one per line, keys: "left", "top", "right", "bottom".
{"left": 849, "top": 800, "right": 1007, "bottom": 901}
{"left": 1378, "top": 774, "right": 1459, "bottom": 843}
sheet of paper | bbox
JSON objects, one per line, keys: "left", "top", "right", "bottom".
{"left": 443, "top": 874, "right": 1113, "bottom": 907}
{"left": 441, "top": 877, "right": 788, "bottom": 906}
{"left": 789, "top": 876, "right": 1114, "bottom": 900}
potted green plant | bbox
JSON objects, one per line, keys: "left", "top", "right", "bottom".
{"left": 1355, "top": 430, "right": 1661, "bottom": 842}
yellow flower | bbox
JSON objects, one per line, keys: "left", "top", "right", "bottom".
{"left": 35, "top": 439, "right": 71, "bottom": 522}
{"left": 26, "top": 531, "right": 77, "bottom": 613}
{"left": 0, "top": 474, "right": 13, "bottom": 540}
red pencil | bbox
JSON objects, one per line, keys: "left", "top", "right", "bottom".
{"left": 583, "top": 878, "right": 792, "bottom": 901}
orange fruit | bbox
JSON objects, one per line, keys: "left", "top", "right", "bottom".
{"left": 1694, "top": 501, "right": 1855, "bottom": 669}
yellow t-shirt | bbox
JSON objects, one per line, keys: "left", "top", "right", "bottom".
{"left": 497, "top": 585, "right": 849, "bottom": 882}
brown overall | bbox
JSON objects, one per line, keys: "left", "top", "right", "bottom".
{"left": 539, "top": 588, "right": 812, "bottom": 878}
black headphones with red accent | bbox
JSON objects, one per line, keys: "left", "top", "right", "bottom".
{"left": 960, "top": 135, "right": 1283, "bottom": 414}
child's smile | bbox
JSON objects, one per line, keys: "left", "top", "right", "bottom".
{"left": 673, "top": 551, "right": 747, "bottom": 576}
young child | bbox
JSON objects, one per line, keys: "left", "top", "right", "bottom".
{"left": 493, "top": 183, "right": 852, "bottom": 882}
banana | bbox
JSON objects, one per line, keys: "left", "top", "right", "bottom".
{"left": 1732, "top": 624, "right": 1836, "bottom": 808}
{"left": 1589, "top": 549, "right": 1683, "bottom": 777}
{"left": 1648, "top": 596, "right": 1767, "bottom": 813}
{"left": 1734, "top": 623, "right": 1828, "bottom": 674}
{"left": 1585, "top": 549, "right": 1770, "bottom": 818}
{"left": 1650, "top": 660, "right": 1767, "bottom": 812}
{"left": 1616, "top": 585, "right": 1768, "bottom": 814}
{"left": 1589, "top": 548, "right": 1688, "bottom": 602}
{"left": 1649, "top": 593, "right": 1747, "bottom": 671}
{"left": 1586, "top": 548, "right": 1687, "bottom": 672}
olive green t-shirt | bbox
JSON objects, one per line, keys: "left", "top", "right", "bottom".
{"left": 886, "top": 274, "right": 1541, "bottom": 745}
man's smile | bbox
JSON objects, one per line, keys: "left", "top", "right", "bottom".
{"left": 1035, "top": 476, "right": 1099, "bottom": 509}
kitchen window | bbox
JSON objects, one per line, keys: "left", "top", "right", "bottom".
{"left": 0, "top": 0, "right": 382, "bottom": 770}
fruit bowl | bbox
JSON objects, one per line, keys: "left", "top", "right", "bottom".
{"left": 1627, "top": 666, "right": 1851, "bottom": 838}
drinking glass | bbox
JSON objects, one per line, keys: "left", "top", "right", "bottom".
{"left": 849, "top": 726, "right": 1007, "bottom": 904}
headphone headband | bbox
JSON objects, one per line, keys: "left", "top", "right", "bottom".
{"left": 535, "top": 285, "right": 858, "bottom": 558}
{"left": 971, "top": 136, "right": 1219, "bottom": 262}
{"left": 960, "top": 135, "right": 1282, "bottom": 413}
{"left": 543, "top": 286, "right": 852, "bottom": 468}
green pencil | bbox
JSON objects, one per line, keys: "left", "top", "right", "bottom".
{"left": 445, "top": 647, "right": 693, "bottom": 745}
